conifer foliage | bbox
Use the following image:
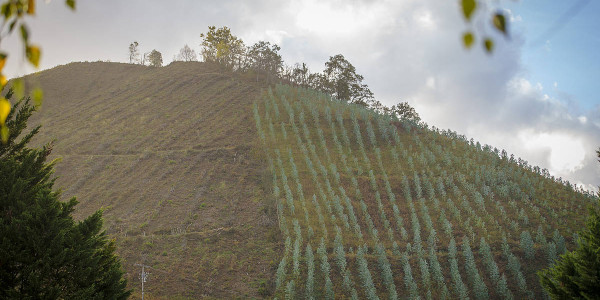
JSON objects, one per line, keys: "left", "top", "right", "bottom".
{"left": 538, "top": 148, "right": 600, "bottom": 299}
{"left": 0, "top": 92, "right": 130, "bottom": 299}
{"left": 258, "top": 84, "right": 595, "bottom": 298}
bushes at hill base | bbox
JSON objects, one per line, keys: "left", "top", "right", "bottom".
{"left": 0, "top": 92, "right": 131, "bottom": 299}
{"left": 538, "top": 148, "right": 600, "bottom": 299}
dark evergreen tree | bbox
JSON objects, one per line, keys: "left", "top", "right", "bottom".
{"left": 538, "top": 148, "right": 600, "bottom": 299}
{"left": 0, "top": 91, "right": 131, "bottom": 299}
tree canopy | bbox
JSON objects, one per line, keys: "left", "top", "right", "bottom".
{"left": 200, "top": 26, "right": 245, "bottom": 70}
{"left": 390, "top": 102, "right": 421, "bottom": 123}
{"left": 148, "top": 49, "right": 163, "bottom": 67}
{"left": 195, "top": 26, "right": 398, "bottom": 116}
{"left": 176, "top": 44, "right": 198, "bottom": 62}
{"left": 247, "top": 41, "right": 283, "bottom": 82}
{"left": 0, "top": 91, "right": 130, "bottom": 299}
{"left": 323, "top": 54, "right": 374, "bottom": 105}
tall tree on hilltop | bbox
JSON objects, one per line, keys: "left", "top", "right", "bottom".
{"left": 248, "top": 41, "right": 283, "bottom": 83}
{"left": 323, "top": 54, "right": 374, "bottom": 105}
{"left": 390, "top": 102, "right": 421, "bottom": 123}
{"left": 291, "top": 63, "right": 310, "bottom": 86}
{"left": 176, "top": 44, "right": 198, "bottom": 62}
{"left": 538, "top": 148, "right": 600, "bottom": 299}
{"left": 148, "top": 49, "right": 163, "bottom": 67}
{"left": 0, "top": 91, "right": 131, "bottom": 299}
{"left": 200, "top": 26, "right": 246, "bottom": 70}
{"left": 128, "top": 41, "right": 139, "bottom": 64}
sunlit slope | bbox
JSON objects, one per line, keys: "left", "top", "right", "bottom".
{"left": 23, "top": 61, "right": 280, "bottom": 299}
{"left": 255, "top": 84, "right": 596, "bottom": 299}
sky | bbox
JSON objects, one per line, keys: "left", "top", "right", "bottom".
{"left": 4, "top": 0, "right": 600, "bottom": 192}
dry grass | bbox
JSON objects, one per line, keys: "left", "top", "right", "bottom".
{"left": 21, "top": 61, "right": 280, "bottom": 299}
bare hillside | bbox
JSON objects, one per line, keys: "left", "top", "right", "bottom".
{"left": 24, "top": 61, "right": 279, "bottom": 299}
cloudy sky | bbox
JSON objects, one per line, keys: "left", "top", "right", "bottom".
{"left": 4, "top": 0, "right": 600, "bottom": 191}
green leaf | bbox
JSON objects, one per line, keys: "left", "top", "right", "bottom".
{"left": 32, "top": 88, "right": 43, "bottom": 107}
{"left": 8, "top": 19, "right": 17, "bottom": 33}
{"left": 20, "top": 24, "right": 29, "bottom": 43}
{"left": 463, "top": 32, "right": 475, "bottom": 49}
{"left": 0, "top": 125, "right": 8, "bottom": 143}
{"left": 493, "top": 12, "right": 507, "bottom": 35}
{"left": 461, "top": 0, "right": 477, "bottom": 21}
{"left": 484, "top": 38, "right": 494, "bottom": 53}
{"left": 66, "top": 0, "right": 75, "bottom": 10}
{"left": 1, "top": 3, "right": 12, "bottom": 19}
{"left": 26, "top": 45, "right": 40, "bottom": 67}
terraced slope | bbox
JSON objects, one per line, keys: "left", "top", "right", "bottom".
{"left": 255, "top": 84, "right": 597, "bottom": 299}
{"left": 23, "top": 61, "right": 280, "bottom": 299}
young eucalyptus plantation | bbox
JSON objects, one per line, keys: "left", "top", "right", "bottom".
{"left": 255, "top": 84, "right": 596, "bottom": 299}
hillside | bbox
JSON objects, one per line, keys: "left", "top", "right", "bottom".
{"left": 17, "top": 61, "right": 597, "bottom": 299}
{"left": 254, "top": 85, "right": 597, "bottom": 299}
{"left": 22, "top": 61, "right": 280, "bottom": 299}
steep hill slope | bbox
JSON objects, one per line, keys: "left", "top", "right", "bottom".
{"left": 17, "top": 61, "right": 597, "bottom": 299}
{"left": 22, "top": 61, "right": 280, "bottom": 299}
{"left": 254, "top": 84, "right": 597, "bottom": 299}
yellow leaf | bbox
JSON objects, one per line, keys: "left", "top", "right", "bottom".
{"left": 0, "top": 126, "right": 8, "bottom": 143}
{"left": 461, "top": 0, "right": 477, "bottom": 21}
{"left": 492, "top": 12, "right": 507, "bottom": 35}
{"left": 32, "top": 87, "right": 43, "bottom": 106}
{"left": 0, "top": 75, "right": 6, "bottom": 88}
{"left": 66, "top": 0, "right": 75, "bottom": 10}
{"left": 26, "top": 45, "right": 41, "bottom": 68}
{"left": 0, "top": 53, "right": 7, "bottom": 72}
{"left": 463, "top": 32, "right": 474, "bottom": 49}
{"left": 27, "top": 0, "right": 35, "bottom": 14}
{"left": 484, "top": 38, "right": 494, "bottom": 53}
{"left": 0, "top": 98, "right": 10, "bottom": 126}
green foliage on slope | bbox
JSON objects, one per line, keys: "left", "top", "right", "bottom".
{"left": 255, "top": 83, "right": 597, "bottom": 299}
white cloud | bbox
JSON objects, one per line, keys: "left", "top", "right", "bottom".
{"left": 292, "top": 0, "right": 393, "bottom": 37}
{"left": 520, "top": 130, "right": 586, "bottom": 173}
{"left": 425, "top": 77, "right": 436, "bottom": 89}
{"left": 413, "top": 9, "right": 435, "bottom": 30}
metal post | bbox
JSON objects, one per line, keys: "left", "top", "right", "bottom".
{"left": 141, "top": 265, "right": 145, "bottom": 300}
{"left": 136, "top": 263, "right": 149, "bottom": 300}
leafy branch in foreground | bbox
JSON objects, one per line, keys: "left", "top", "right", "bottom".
{"left": 459, "top": 0, "right": 508, "bottom": 54}
{"left": 0, "top": 0, "right": 76, "bottom": 142}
